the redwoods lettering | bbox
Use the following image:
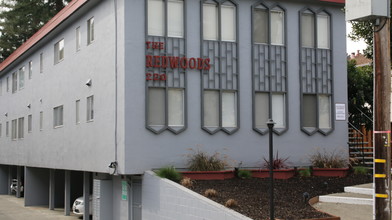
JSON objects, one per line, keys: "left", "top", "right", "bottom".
{"left": 146, "top": 55, "right": 211, "bottom": 70}
{"left": 145, "top": 41, "right": 211, "bottom": 81}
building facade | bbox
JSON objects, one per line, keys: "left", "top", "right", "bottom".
{"left": 0, "top": 0, "right": 346, "bottom": 219}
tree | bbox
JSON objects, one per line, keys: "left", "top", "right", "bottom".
{"left": 0, "top": 0, "right": 70, "bottom": 62}
{"left": 347, "top": 59, "right": 373, "bottom": 130}
{"left": 348, "top": 20, "right": 373, "bottom": 58}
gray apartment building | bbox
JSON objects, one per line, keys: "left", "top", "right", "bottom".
{"left": 0, "top": 0, "right": 347, "bottom": 219}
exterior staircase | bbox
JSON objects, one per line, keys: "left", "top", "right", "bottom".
{"left": 319, "top": 183, "right": 373, "bottom": 205}
{"left": 348, "top": 124, "right": 373, "bottom": 168}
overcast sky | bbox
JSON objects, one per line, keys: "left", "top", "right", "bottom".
{"left": 346, "top": 22, "right": 368, "bottom": 54}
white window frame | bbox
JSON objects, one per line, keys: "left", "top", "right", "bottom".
{"left": 54, "top": 39, "right": 65, "bottom": 64}
{"left": 87, "top": 96, "right": 94, "bottom": 121}
{"left": 19, "top": 66, "right": 25, "bottom": 90}
{"left": 87, "top": 17, "right": 95, "bottom": 45}
{"left": 28, "top": 115, "right": 32, "bottom": 133}
{"left": 53, "top": 105, "right": 64, "bottom": 128}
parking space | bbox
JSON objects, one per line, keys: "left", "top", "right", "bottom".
{"left": 0, "top": 195, "right": 80, "bottom": 220}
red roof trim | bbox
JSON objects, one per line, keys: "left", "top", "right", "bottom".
{"left": 0, "top": 0, "right": 88, "bottom": 72}
{"left": 320, "top": 0, "right": 345, "bottom": 4}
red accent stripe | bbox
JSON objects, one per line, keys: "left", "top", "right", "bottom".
{"left": 0, "top": 0, "right": 88, "bottom": 72}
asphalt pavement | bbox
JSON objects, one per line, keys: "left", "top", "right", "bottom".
{"left": 0, "top": 194, "right": 79, "bottom": 220}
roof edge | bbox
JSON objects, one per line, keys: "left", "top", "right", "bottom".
{"left": 0, "top": 0, "right": 89, "bottom": 72}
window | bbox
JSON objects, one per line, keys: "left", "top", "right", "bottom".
{"left": 201, "top": 0, "right": 238, "bottom": 134}
{"left": 0, "top": 123, "right": 2, "bottom": 137}
{"left": 28, "top": 61, "right": 32, "bottom": 79}
{"left": 54, "top": 39, "right": 65, "bottom": 64}
{"left": 76, "top": 27, "right": 81, "bottom": 51}
{"left": 87, "top": 96, "right": 94, "bottom": 121}
{"left": 6, "top": 76, "right": 9, "bottom": 92}
{"left": 6, "top": 121, "right": 9, "bottom": 137}
{"left": 148, "top": 0, "right": 184, "bottom": 38}
{"left": 203, "top": 1, "right": 236, "bottom": 41}
{"left": 12, "top": 72, "right": 17, "bottom": 93}
{"left": 168, "top": 89, "right": 184, "bottom": 126}
{"left": 53, "top": 105, "right": 64, "bottom": 127}
{"left": 28, "top": 115, "right": 32, "bottom": 133}
{"left": 19, "top": 66, "right": 25, "bottom": 90}
{"left": 76, "top": 100, "right": 80, "bottom": 124}
{"left": 148, "top": 88, "right": 165, "bottom": 126}
{"left": 87, "top": 17, "right": 94, "bottom": 45}
{"left": 40, "top": 53, "right": 43, "bottom": 73}
{"left": 11, "top": 119, "right": 17, "bottom": 140}
{"left": 0, "top": 80, "right": 2, "bottom": 96}
{"left": 18, "top": 117, "right": 24, "bottom": 139}
{"left": 300, "top": 9, "right": 333, "bottom": 135}
{"left": 252, "top": 3, "right": 287, "bottom": 134}
{"left": 40, "top": 111, "right": 43, "bottom": 131}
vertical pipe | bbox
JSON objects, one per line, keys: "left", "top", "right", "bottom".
{"left": 267, "top": 119, "right": 275, "bottom": 220}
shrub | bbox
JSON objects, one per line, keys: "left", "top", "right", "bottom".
{"left": 225, "top": 199, "right": 238, "bottom": 208}
{"left": 298, "top": 168, "right": 311, "bottom": 177}
{"left": 187, "top": 150, "right": 227, "bottom": 171}
{"left": 180, "top": 177, "right": 194, "bottom": 188}
{"left": 262, "top": 151, "right": 290, "bottom": 169}
{"left": 155, "top": 166, "right": 182, "bottom": 182}
{"left": 353, "top": 166, "right": 369, "bottom": 175}
{"left": 309, "top": 148, "right": 347, "bottom": 168}
{"left": 204, "top": 189, "right": 218, "bottom": 197}
{"left": 237, "top": 170, "right": 252, "bottom": 179}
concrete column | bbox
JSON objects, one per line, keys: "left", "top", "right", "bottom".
{"left": 0, "top": 165, "right": 9, "bottom": 194}
{"left": 16, "top": 166, "right": 21, "bottom": 198}
{"left": 64, "top": 170, "right": 70, "bottom": 216}
{"left": 49, "top": 169, "right": 55, "bottom": 210}
{"left": 83, "top": 172, "right": 90, "bottom": 220}
{"left": 8, "top": 166, "right": 12, "bottom": 195}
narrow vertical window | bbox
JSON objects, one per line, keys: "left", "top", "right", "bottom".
{"left": 221, "top": 3, "right": 236, "bottom": 42}
{"left": 40, "top": 53, "right": 43, "bottom": 73}
{"left": 76, "top": 27, "right": 81, "bottom": 51}
{"left": 53, "top": 105, "right": 64, "bottom": 127}
{"left": 54, "top": 39, "right": 65, "bottom": 64}
{"left": 87, "top": 17, "right": 95, "bottom": 45}
{"left": 168, "top": 89, "right": 184, "bottom": 126}
{"left": 203, "top": 2, "right": 218, "bottom": 41}
{"left": 148, "top": 0, "right": 184, "bottom": 37}
{"left": 19, "top": 66, "right": 25, "bottom": 90}
{"left": 6, "top": 77, "right": 9, "bottom": 92}
{"left": 0, "top": 123, "right": 2, "bottom": 137}
{"left": 168, "top": 0, "right": 184, "bottom": 37}
{"left": 18, "top": 117, "right": 24, "bottom": 139}
{"left": 201, "top": 0, "right": 239, "bottom": 134}
{"left": 254, "top": 93, "right": 269, "bottom": 129}
{"left": 148, "top": 88, "right": 165, "bottom": 126}
{"left": 301, "top": 12, "right": 314, "bottom": 48}
{"left": 28, "top": 61, "right": 32, "bottom": 79}
{"left": 28, "top": 115, "right": 32, "bottom": 133}
{"left": 0, "top": 80, "right": 2, "bottom": 96}
{"left": 40, "top": 111, "right": 43, "bottom": 131}
{"left": 148, "top": 0, "right": 165, "bottom": 36}
{"left": 300, "top": 9, "right": 333, "bottom": 135}
{"left": 253, "top": 7, "right": 268, "bottom": 44}
{"left": 6, "top": 121, "right": 9, "bottom": 137}
{"left": 11, "top": 119, "right": 17, "bottom": 140}
{"left": 76, "top": 100, "right": 80, "bottom": 124}
{"left": 12, "top": 72, "right": 17, "bottom": 93}
{"left": 317, "top": 13, "right": 330, "bottom": 49}
{"left": 87, "top": 96, "right": 94, "bottom": 121}
{"left": 271, "top": 9, "right": 284, "bottom": 45}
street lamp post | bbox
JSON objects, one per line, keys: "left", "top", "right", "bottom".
{"left": 267, "top": 119, "right": 275, "bottom": 220}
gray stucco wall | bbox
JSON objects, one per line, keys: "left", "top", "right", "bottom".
{"left": 123, "top": 0, "right": 348, "bottom": 174}
{"left": 0, "top": 0, "right": 117, "bottom": 173}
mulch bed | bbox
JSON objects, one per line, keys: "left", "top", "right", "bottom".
{"left": 191, "top": 173, "right": 372, "bottom": 220}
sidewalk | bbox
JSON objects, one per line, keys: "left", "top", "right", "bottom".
{"left": 0, "top": 195, "right": 79, "bottom": 220}
{"left": 313, "top": 201, "right": 373, "bottom": 220}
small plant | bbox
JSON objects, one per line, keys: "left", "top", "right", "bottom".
{"left": 237, "top": 170, "right": 252, "bottom": 179}
{"left": 187, "top": 149, "right": 227, "bottom": 171}
{"left": 225, "top": 199, "right": 238, "bottom": 208}
{"left": 155, "top": 166, "right": 182, "bottom": 182}
{"left": 204, "top": 189, "right": 218, "bottom": 197}
{"left": 262, "top": 151, "right": 290, "bottom": 170}
{"left": 309, "top": 148, "right": 347, "bottom": 168}
{"left": 353, "top": 166, "right": 369, "bottom": 175}
{"left": 298, "top": 168, "right": 311, "bottom": 177}
{"left": 180, "top": 177, "right": 194, "bottom": 188}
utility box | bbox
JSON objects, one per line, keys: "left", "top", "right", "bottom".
{"left": 346, "top": 0, "right": 390, "bottom": 21}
